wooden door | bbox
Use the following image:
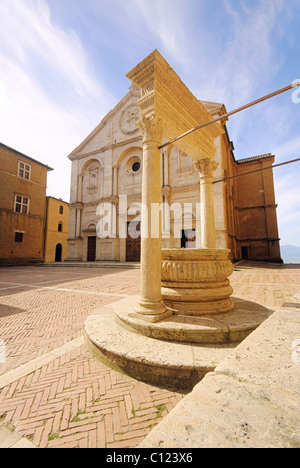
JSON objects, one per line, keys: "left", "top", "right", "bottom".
{"left": 87, "top": 236, "right": 96, "bottom": 262}
{"left": 126, "top": 222, "right": 141, "bottom": 262}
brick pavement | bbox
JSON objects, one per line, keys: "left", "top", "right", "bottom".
{"left": 0, "top": 261, "right": 299, "bottom": 448}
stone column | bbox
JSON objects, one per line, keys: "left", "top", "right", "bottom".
{"left": 112, "top": 166, "right": 118, "bottom": 197}
{"left": 134, "top": 113, "right": 172, "bottom": 322}
{"left": 162, "top": 147, "right": 170, "bottom": 187}
{"left": 75, "top": 204, "right": 83, "bottom": 238}
{"left": 77, "top": 175, "right": 83, "bottom": 203}
{"left": 194, "top": 159, "right": 218, "bottom": 249}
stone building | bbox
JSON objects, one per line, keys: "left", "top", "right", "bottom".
{"left": 44, "top": 197, "right": 69, "bottom": 263}
{"left": 0, "top": 142, "right": 53, "bottom": 265}
{"left": 66, "top": 85, "right": 282, "bottom": 264}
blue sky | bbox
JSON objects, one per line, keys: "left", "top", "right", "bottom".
{"left": 0, "top": 0, "right": 299, "bottom": 248}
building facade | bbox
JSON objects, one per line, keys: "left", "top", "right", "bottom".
{"left": 66, "top": 86, "right": 282, "bottom": 264}
{"left": 0, "top": 143, "right": 53, "bottom": 265}
{"left": 44, "top": 197, "right": 69, "bottom": 263}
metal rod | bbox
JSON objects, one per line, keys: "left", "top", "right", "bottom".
{"left": 158, "top": 81, "right": 300, "bottom": 150}
{"left": 212, "top": 157, "right": 300, "bottom": 185}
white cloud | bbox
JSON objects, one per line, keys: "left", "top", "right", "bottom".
{"left": 131, "top": 0, "right": 190, "bottom": 63}
{"left": 274, "top": 170, "right": 300, "bottom": 246}
{"left": 273, "top": 135, "right": 300, "bottom": 161}
{"left": 194, "top": 0, "right": 287, "bottom": 106}
{"left": 95, "top": 0, "right": 193, "bottom": 67}
{"left": 0, "top": 0, "right": 104, "bottom": 100}
{"left": 0, "top": 0, "right": 115, "bottom": 201}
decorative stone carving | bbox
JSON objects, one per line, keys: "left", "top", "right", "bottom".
{"left": 194, "top": 158, "right": 218, "bottom": 178}
{"left": 120, "top": 105, "right": 140, "bottom": 134}
{"left": 126, "top": 50, "right": 223, "bottom": 161}
{"left": 161, "top": 185, "right": 171, "bottom": 198}
{"left": 137, "top": 113, "right": 162, "bottom": 145}
{"left": 161, "top": 248, "right": 234, "bottom": 315}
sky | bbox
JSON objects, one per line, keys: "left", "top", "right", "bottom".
{"left": 0, "top": 0, "right": 299, "bottom": 248}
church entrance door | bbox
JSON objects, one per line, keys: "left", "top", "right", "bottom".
{"left": 87, "top": 236, "right": 96, "bottom": 262}
{"left": 126, "top": 222, "right": 141, "bottom": 262}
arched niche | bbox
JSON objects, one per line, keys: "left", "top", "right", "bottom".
{"left": 116, "top": 146, "right": 142, "bottom": 196}
{"left": 80, "top": 159, "right": 103, "bottom": 203}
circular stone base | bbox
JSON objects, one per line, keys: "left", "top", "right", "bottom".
{"left": 114, "top": 296, "right": 272, "bottom": 344}
{"left": 85, "top": 296, "right": 272, "bottom": 390}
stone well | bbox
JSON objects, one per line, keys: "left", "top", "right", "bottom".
{"left": 85, "top": 247, "right": 272, "bottom": 389}
{"left": 84, "top": 51, "right": 273, "bottom": 389}
{"left": 161, "top": 248, "right": 234, "bottom": 315}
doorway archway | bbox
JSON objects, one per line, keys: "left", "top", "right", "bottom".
{"left": 55, "top": 243, "right": 62, "bottom": 262}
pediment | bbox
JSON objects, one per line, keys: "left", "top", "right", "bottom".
{"left": 68, "top": 86, "right": 141, "bottom": 160}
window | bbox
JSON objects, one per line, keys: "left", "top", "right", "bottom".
{"left": 126, "top": 156, "right": 142, "bottom": 174}
{"left": 59, "top": 205, "right": 64, "bottom": 214}
{"left": 132, "top": 161, "right": 141, "bottom": 173}
{"left": 18, "top": 161, "right": 31, "bottom": 180}
{"left": 15, "top": 195, "right": 29, "bottom": 214}
{"left": 241, "top": 246, "right": 249, "bottom": 260}
{"left": 15, "top": 232, "right": 24, "bottom": 243}
{"left": 58, "top": 222, "right": 63, "bottom": 232}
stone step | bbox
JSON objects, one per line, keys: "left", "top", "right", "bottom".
{"left": 85, "top": 307, "right": 238, "bottom": 390}
{"left": 85, "top": 296, "right": 272, "bottom": 389}
{"left": 38, "top": 262, "right": 140, "bottom": 269}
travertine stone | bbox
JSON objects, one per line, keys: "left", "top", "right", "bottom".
{"left": 85, "top": 295, "right": 272, "bottom": 388}
{"left": 194, "top": 159, "right": 218, "bottom": 248}
{"left": 133, "top": 113, "right": 172, "bottom": 322}
{"left": 139, "top": 299, "right": 300, "bottom": 448}
{"left": 114, "top": 296, "right": 271, "bottom": 344}
{"left": 127, "top": 51, "right": 226, "bottom": 322}
{"left": 85, "top": 302, "right": 238, "bottom": 390}
{"left": 161, "top": 248, "right": 234, "bottom": 315}
{"left": 126, "top": 50, "right": 223, "bottom": 161}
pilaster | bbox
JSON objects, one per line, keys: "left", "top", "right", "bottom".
{"left": 194, "top": 159, "right": 218, "bottom": 249}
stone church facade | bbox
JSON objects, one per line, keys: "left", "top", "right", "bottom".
{"left": 66, "top": 85, "right": 282, "bottom": 264}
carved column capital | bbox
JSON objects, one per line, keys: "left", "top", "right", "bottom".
{"left": 194, "top": 158, "right": 218, "bottom": 178}
{"left": 161, "top": 146, "right": 171, "bottom": 158}
{"left": 137, "top": 113, "right": 162, "bottom": 145}
{"left": 161, "top": 185, "right": 171, "bottom": 198}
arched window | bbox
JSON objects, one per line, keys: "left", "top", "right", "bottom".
{"left": 126, "top": 156, "right": 142, "bottom": 174}
{"left": 58, "top": 222, "right": 63, "bottom": 232}
{"left": 59, "top": 205, "right": 64, "bottom": 214}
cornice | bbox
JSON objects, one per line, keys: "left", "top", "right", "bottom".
{"left": 69, "top": 136, "right": 142, "bottom": 161}
{"left": 126, "top": 50, "right": 223, "bottom": 161}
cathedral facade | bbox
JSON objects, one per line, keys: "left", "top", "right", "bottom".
{"left": 66, "top": 85, "right": 282, "bottom": 264}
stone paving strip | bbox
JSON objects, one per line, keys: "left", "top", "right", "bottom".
{"left": 0, "top": 281, "right": 131, "bottom": 298}
{"left": 0, "top": 423, "right": 35, "bottom": 448}
{"left": 0, "top": 336, "right": 85, "bottom": 389}
{"left": 140, "top": 289, "right": 300, "bottom": 448}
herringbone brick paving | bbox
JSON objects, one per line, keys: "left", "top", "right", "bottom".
{"left": 0, "top": 262, "right": 299, "bottom": 448}
{"left": 0, "top": 343, "right": 184, "bottom": 448}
